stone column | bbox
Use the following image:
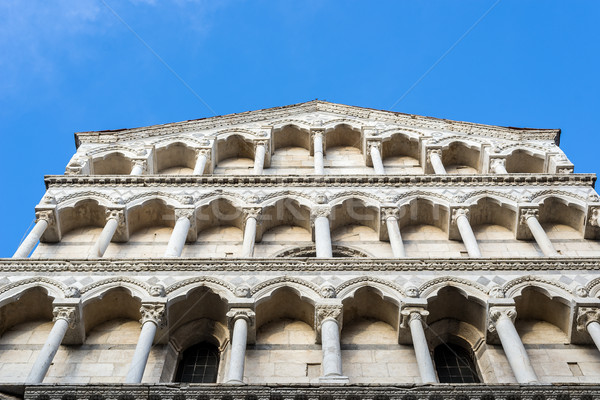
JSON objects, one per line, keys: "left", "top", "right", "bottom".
{"left": 490, "top": 158, "right": 508, "bottom": 174}
{"left": 130, "top": 160, "right": 146, "bottom": 175}
{"left": 401, "top": 309, "right": 438, "bottom": 384}
{"left": 193, "top": 149, "right": 210, "bottom": 175}
{"left": 381, "top": 207, "right": 406, "bottom": 258}
{"left": 313, "top": 130, "right": 325, "bottom": 175}
{"left": 520, "top": 209, "right": 558, "bottom": 256}
{"left": 489, "top": 307, "right": 538, "bottom": 384}
{"left": 26, "top": 306, "right": 77, "bottom": 384}
{"left": 253, "top": 141, "right": 267, "bottom": 175}
{"left": 241, "top": 208, "right": 261, "bottom": 257}
{"left": 312, "top": 207, "right": 333, "bottom": 258}
{"left": 125, "top": 303, "right": 165, "bottom": 383}
{"left": 316, "top": 305, "right": 348, "bottom": 383}
{"left": 89, "top": 210, "right": 123, "bottom": 258}
{"left": 452, "top": 208, "right": 482, "bottom": 258}
{"left": 226, "top": 309, "right": 255, "bottom": 384}
{"left": 13, "top": 211, "right": 53, "bottom": 258}
{"left": 427, "top": 149, "right": 446, "bottom": 174}
{"left": 577, "top": 308, "right": 600, "bottom": 353}
{"left": 368, "top": 142, "right": 385, "bottom": 175}
{"left": 164, "top": 209, "right": 193, "bottom": 258}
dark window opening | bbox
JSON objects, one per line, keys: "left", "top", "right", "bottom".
{"left": 434, "top": 343, "right": 480, "bottom": 383}
{"left": 175, "top": 342, "right": 220, "bottom": 383}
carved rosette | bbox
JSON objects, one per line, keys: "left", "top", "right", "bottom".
{"left": 426, "top": 148, "right": 442, "bottom": 164}
{"left": 400, "top": 307, "right": 429, "bottom": 329}
{"left": 488, "top": 306, "right": 517, "bottom": 333}
{"left": 380, "top": 206, "right": 400, "bottom": 222}
{"left": 576, "top": 307, "right": 600, "bottom": 332}
{"left": 315, "top": 304, "right": 343, "bottom": 329}
{"left": 519, "top": 209, "right": 539, "bottom": 226}
{"left": 53, "top": 306, "right": 78, "bottom": 328}
{"left": 140, "top": 303, "right": 166, "bottom": 327}
{"left": 451, "top": 208, "right": 470, "bottom": 224}
{"left": 226, "top": 308, "right": 256, "bottom": 328}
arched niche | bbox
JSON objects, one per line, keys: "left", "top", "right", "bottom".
{"left": 183, "top": 198, "right": 244, "bottom": 258}
{"left": 505, "top": 149, "right": 545, "bottom": 173}
{"left": 92, "top": 152, "right": 133, "bottom": 175}
{"left": 442, "top": 142, "right": 480, "bottom": 174}
{"left": 255, "top": 287, "right": 315, "bottom": 341}
{"left": 168, "top": 286, "right": 228, "bottom": 333}
{"left": 397, "top": 199, "right": 456, "bottom": 258}
{"left": 324, "top": 125, "right": 367, "bottom": 174}
{"left": 427, "top": 286, "right": 487, "bottom": 333}
{"left": 271, "top": 125, "right": 311, "bottom": 172}
{"left": 0, "top": 287, "right": 54, "bottom": 337}
{"left": 538, "top": 197, "right": 586, "bottom": 238}
{"left": 330, "top": 199, "right": 389, "bottom": 257}
{"left": 514, "top": 286, "right": 570, "bottom": 344}
{"left": 381, "top": 133, "right": 422, "bottom": 174}
{"left": 214, "top": 135, "right": 255, "bottom": 174}
{"left": 254, "top": 199, "right": 312, "bottom": 258}
{"left": 82, "top": 287, "right": 141, "bottom": 335}
{"left": 156, "top": 142, "right": 197, "bottom": 174}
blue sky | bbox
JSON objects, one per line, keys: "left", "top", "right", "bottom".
{"left": 1, "top": 0, "right": 599, "bottom": 257}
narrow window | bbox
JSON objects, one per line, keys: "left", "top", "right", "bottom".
{"left": 175, "top": 342, "right": 220, "bottom": 383}
{"left": 434, "top": 343, "right": 480, "bottom": 383}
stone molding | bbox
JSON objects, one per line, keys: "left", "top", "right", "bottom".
{"left": 577, "top": 307, "right": 600, "bottom": 332}
{"left": 52, "top": 306, "right": 78, "bottom": 328}
{"left": 4, "top": 258, "right": 600, "bottom": 273}
{"left": 139, "top": 303, "right": 166, "bottom": 327}
{"left": 43, "top": 173, "right": 597, "bottom": 188}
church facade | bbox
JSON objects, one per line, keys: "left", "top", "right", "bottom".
{"left": 4, "top": 101, "right": 600, "bottom": 399}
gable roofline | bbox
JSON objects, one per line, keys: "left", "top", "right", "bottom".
{"left": 74, "top": 100, "right": 561, "bottom": 147}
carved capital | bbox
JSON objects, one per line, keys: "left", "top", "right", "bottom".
{"left": 451, "top": 208, "right": 470, "bottom": 224}
{"left": 519, "top": 208, "right": 539, "bottom": 225}
{"left": 106, "top": 209, "right": 125, "bottom": 224}
{"left": 244, "top": 207, "right": 262, "bottom": 222}
{"left": 226, "top": 308, "right": 256, "bottom": 328}
{"left": 489, "top": 157, "right": 506, "bottom": 171}
{"left": 311, "top": 206, "right": 331, "bottom": 221}
{"left": 589, "top": 208, "right": 600, "bottom": 227}
{"left": 400, "top": 307, "right": 429, "bottom": 328}
{"left": 132, "top": 159, "right": 147, "bottom": 172}
{"left": 311, "top": 129, "right": 325, "bottom": 139}
{"left": 36, "top": 210, "right": 55, "bottom": 224}
{"left": 577, "top": 307, "right": 600, "bottom": 332}
{"left": 254, "top": 140, "right": 270, "bottom": 153}
{"left": 426, "top": 149, "right": 442, "bottom": 163}
{"left": 175, "top": 208, "right": 195, "bottom": 221}
{"left": 380, "top": 207, "right": 400, "bottom": 221}
{"left": 53, "top": 306, "right": 78, "bottom": 328}
{"left": 196, "top": 148, "right": 211, "bottom": 158}
{"left": 366, "top": 140, "right": 382, "bottom": 152}
{"left": 140, "top": 303, "right": 166, "bottom": 326}
{"left": 488, "top": 306, "right": 517, "bottom": 333}
{"left": 315, "top": 304, "right": 343, "bottom": 327}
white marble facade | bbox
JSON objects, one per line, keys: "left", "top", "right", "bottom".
{"left": 5, "top": 101, "right": 600, "bottom": 389}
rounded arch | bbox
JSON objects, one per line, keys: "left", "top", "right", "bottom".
{"left": 397, "top": 196, "right": 451, "bottom": 232}
{"left": 252, "top": 277, "right": 321, "bottom": 300}
{"left": 254, "top": 286, "right": 316, "bottom": 331}
{"left": 381, "top": 131, "right": 421, "bottom": 169}
{"left": 167, "top": 286, "right": 229, "bottom": 334}
{"left": 325, "top": 123, "right": 363, "bottom": 151}
{"left": 329, "top": 197, "right": 380, "bottom": 233}
{"left": 81, "top": 286, "right": 142, "bottom": 334}
{"left": 79, "top": 277, "right": 152, "bottom": 306}
{"left": 0, "top": 286, "right": 55, "bottom": 336}
{"left": 440, "top": 140, "right": 481, "bottom": 174}
{"left": 165, "top": 277, "right": 236, "bottom": 304}
{"left": 257, "top": 197, "right": 312, "bottom": 241}
{"left": 534, "top": 195, "right": 587, "bottom": 235}
{"left": 336, "top": 277, "right": 404, "bottom": 302}
{"left": 92, "top": 151, "right": 135, "bottom": 175}
{"left": 215, "top": 134, "right": 255, "bottom": 170}
{"left": 467, "top": 196, "right": 518, "bottom": 232}
{"left": 271, "top": 244, "right": 372, "bottom": 258}
{"left": 0, "top": 278, "right": 68, "bottom": 308}
{"left": 195, "top": 197, "right": 245, "bottom": 233}
{"left": 419, "top": 277, "right": 488, "bottom": 304}
{"left": 425, "top": 284, "right": 488, "bottom": 334}
{"left": 57, "top": 198, "right": 108, "bottom": 236}
{"left": 586, "top": 277, "right": 600, "bottom": 298}
{"left": 504, "top": 147, "right": 546, "bottom": 173}
{"left": 155, "top": 141, "right": 198, "bottom": 174}
{"left": 272, "top": 124, "right": 310, "bottom": 151}
{"left": 126, "top": 197, "right": 176, "bottom": 235}
{"left": 502, "top": 276, "right": 572, "bottom": 302}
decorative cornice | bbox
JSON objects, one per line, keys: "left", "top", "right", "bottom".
{"left": 3, "top": 257, "right": 600, "bottom": 273}
{"left": 44, "top": 173, "right": 596, "bottom": 189}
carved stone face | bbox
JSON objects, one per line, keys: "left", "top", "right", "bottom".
{"left": 64, "top": 286, "right": 81, "bottom": 298}
{"left": 149, "top": 285, "right": 165, "bottom": 297}
{"left": 574, "top": 285, "right": 588, "bottom": 298}
{"left": 489, "top": 285, "right": 505, "bottom": 298}
{"left": 235, "top": 285, "right": 251, "bottom": 298}
{"left": 320, "top": 285, "right": 336, "bottom": 298}
{"left": 404, "top": 284, "right": 419, "bottom": 298}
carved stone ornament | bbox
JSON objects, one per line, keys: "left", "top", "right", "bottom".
{"left": 403, "top": 284, "right": 420, "bottom": 298}
{"left": 234, "top": 284, "right": 251, "bottom": 298}
{"left": 315, "top": 194, "right": 328, "bottom": 204}
{"left": 132, "top": 159, "right": 147, "bottom": 172}
{"left": 106, "top": 209, "right": 125, "bottom": 224}
{"left": 195, "top": 148, "right": 211, "bottom": 158}
{"left": 367, "top": 141, "right": 382, "bottom": 152}
{"left": 488, "top": 306, "right": 517, "bottom": 333}
{"left": 451, "top": 208, "right": 470, "bottom": 224}
{"left": 140, "top": 303, "right": 166, "bottom": 326}
{"left": 311, "top": 129, "right": 325, "bottom": 139}
{"left": 519, "top": 208, "right": 539, "bottom": 225}
{"left": 589, "top": 208, "right": 600, "bottom": 227}
{"left": 311, "top": 206, "right": 331, "bottom": 221}
{"left": 149, "top": 284, "right": 166, "bottom": 297}
{"left": 380, "top": 207, "right": 400, "bottom": 221}
{"left": 488, "top": 285, "right": 505, "bottom": 298}
{"left": 576, "top": 307, "right": 600, "bottom": 332}
{"left": 175, "top": 208, "right": 195, "bottom": 221}
{"left": 53, "top": 306, "right": 77, "bottom": 328}
{"left": 35, "top": 210, "right": 55, "bottom": 224}
{"left": 426, "top": 148, "right": 442, "bottom": 163}
{"left": 400, "top": 307, "right": 428, "bottom": 328}
{"left": 315, "top": 304, "right": 343, "bottom": 326}
{"left": 557, "top": 166, "right": 574, "bottom": 174}
{"left": 64, "top": 286, "right": 81, "bottom": 298}
{"left": 320, "top": 284, "right": 336, "bottom": 299}
{"left": 244, "top": 207, "right": 262, "bottom": 222}
{"left": 226, "top": 308, "right": 256, "bottom": 327}
{"left": 573, "top": 285, "right": 588, "bottom": 298}
{"left": 489, "top": 158, "right": 506, "bottom": 171}
{"left": 254, "top": 140, "right": 270, "bottom": 153}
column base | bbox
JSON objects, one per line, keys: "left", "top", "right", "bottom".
{"left": 319, "top": 375, "right": 349, "bottom": 384}
{"left": 224, "top": 380, "right": 246, "bottom": 385}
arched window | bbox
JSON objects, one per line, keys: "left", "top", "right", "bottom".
{"left": 175, "top": 342, "right": 220, "bottom": 383}
{"left": 434, "top": 343, "right": 480, "bottom": 383}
